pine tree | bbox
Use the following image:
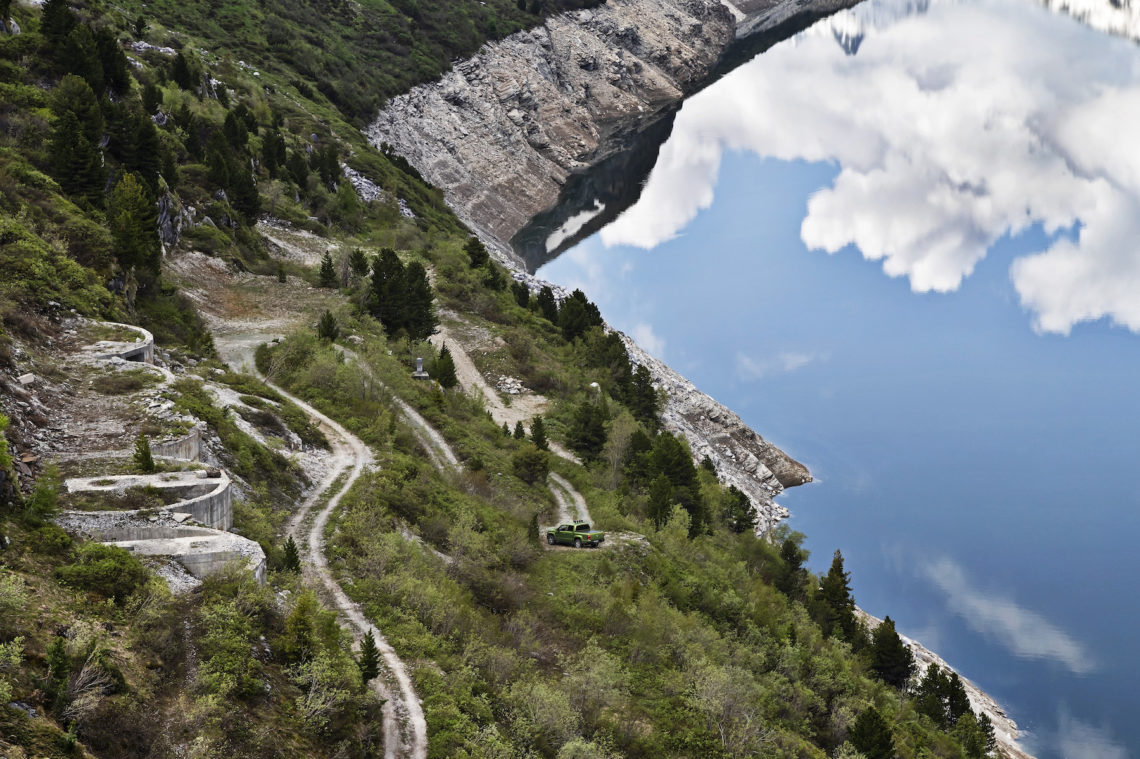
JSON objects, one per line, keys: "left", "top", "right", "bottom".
{"left": 530, "top": 416, "right": 548, "bottom": 451}
{"left": 142, "top": 82, "right": 162, "bottom": 115}
{"left": 536, "top": 285, "right": 558, "bottom": 323}
{"left": 433, "top": 344, "right": 457, "bottom": 389}
{"left": 978, "top": 713, "right": 997, "bottom": 754}
{"left": 130, "top": 115, "right": 162, "bottom": 192}
{"left": 95, "top": 26, "right": 130, "bottom": 93}
{"left": 849, "top": 708, "right": 894, "bottom": 759}
{"left": 348, "top": 248, "right": 370, "bottom": 279}
{"left": 60, "top": 25, "right": 103, "bottom": 94}
{"left": 464, "top": 236, "right": 489, "bottom": 267}
{"left": 50, "top": 111, "right": 104, "bottom": 206}
{"left": 108, "top": 172, "right": 161, "bottom": 289}
{"left": 223, "top": 109, "right": 249, "bottom": 149}
{"left": 648, "top": 473, "right": 673, "bottom": 528}
{"left": 513, "top": 421, "right": 526, "bottom": 440}
{"left": 133, "top": 434, "right": 155, "bottom": 473}
{"left": 317, "top": 310, "right": 339, "bottom": 341}
{"left": 630, "top": 365, "right": 658, "bottom": 427}
{"left": 319, "top": 251, "right": 338, "bottom": 288}
{"left": 775, "top": 536, "right": 806, "bottom": 599}
{"left": 171, "top": 51, "right": 195, "bottom": 91}
{"left": 282, "top": 536, "right": 301, "bottom": 572}
{"left": 511, "top": 281, "right": 530, "bottom": 308}
{"left": 568, "top": 398, "right": 606, "bottom": 461}
{"left": 401, "top": 261, "right": 437, "bottom": 341}
{"left": 502, "top": 422, "right": 510, "bottom": 436}
{"left": 206, "top": 132, "right": 231, "bottom": 189}
{"left": 370, "top": 247, "right": 404, "bottom": 329}
{"left": 358, "top": 629, "right": 380, "bottom": 685}
{"left": 869, "top": 616, "right": 915, "bottom": 689}
{"left": 40, "top": 0, "right": 77, "bottom": 46}
{"left": 816, "top": 549, "right": 858, "bottom": 641}
{"left": 229, "top": 167, "right": 260, "bottom": 221}
{"left": 722, "top": 485, "right": 756, "bottom": 534}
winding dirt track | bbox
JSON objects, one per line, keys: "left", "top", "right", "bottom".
{"left": 215, "top": 334, "right": 428, "bottom": 759}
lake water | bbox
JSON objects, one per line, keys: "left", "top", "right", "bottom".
{"left": 534, "top": 0, "right": 1140, "bottom": 755}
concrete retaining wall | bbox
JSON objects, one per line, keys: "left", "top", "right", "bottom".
{"left": 65, "top": 470, "right": 233, "bottom": 530}
{"left": 152, "top": 426, "right": 203, "bottom": 462}
{"left": 92, "top": 322, "right": 155, "bottom": 364}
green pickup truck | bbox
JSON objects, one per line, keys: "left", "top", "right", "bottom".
{"left": 546, "top": 522, "right": 605, "bottom": 548}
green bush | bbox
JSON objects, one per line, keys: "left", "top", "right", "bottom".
{"left": 55, "top": 543, "right": 150, "bottom": 602}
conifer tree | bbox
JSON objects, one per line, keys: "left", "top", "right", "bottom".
{"left": 630, "top": 365, "right": 659, "bottom": 427}
{"left": 568, "top": 398, "right": 606, "bottom": 461}
{"left": 358, "top": 629, "right": 380, "bottom": 685}
{"left": 648, "top": 473, "right": 673, "bottom": 528}
{"left": 530, "top": 416, "right": 548, "bottom": 451}
{"left": 502, "top": 422, "right": 510, "bottom": 436}
{"left": 133, "top": 434, "right": 155, "bottom": 473}
{"left": 44, "top": 636, "right": 70, "bottom": 708}
{"left": 94, "top": 26, "right": 130, "bottom": 93}
{"left": 776, "top": 536, "right": 807, "bottom": 599}
{"left": 464, "top": 236, "right": 489, "bottom": 268}
{"left": 223, "top": 109, "right": 249, "bottom": 148}
{"left": 816, "top": 549, "right": 858, "bottom": 641}
{"left": 528, "top": 513, "right": 540, "bottom": 544}
{"left": 130, "top": 115, "right": 162, "bottom": 192}
{"left": 317, "top": 310, "right": 339, "bottom": 341}
{"left": 50, "top": 111, "right": 104, "bottom": 206}
{"left": 536, "top": 285, "right": 558, "bottom": 323}
{"left": 348, "top": 248, "right": 370, "bottom": 279}
{"left": 229, "top": 167, "right": 260, "bottom": 221}
{"left": 282, "top": 536, "right": 301, "bottom": 572}
{"left": 40, "top": 0, "right": 77, "bottom": 46}
{"left": 60, "top": 25, "right": 103, "bottom": 93}
{"left": 171, "top": 51, "right": 195, "bottom": 90}
{"left": 433, "top": 344, "right": 457, "bottom": 389}
{"left": 511, "top": 280, "right": 530, "bottom": 308}
{"left": 369, "top": 247, "right": 404, "bottom": 328}
{"left": 319, "top": 251, "right": 338, "bottom": 288}
{"left": 52, "top": 74, "right": 102, "bottom": 142}
{"left": 142, "top": 82, "right": 162, "bottom": 115}
{"left": 108, "top": 172, "right": 160, "bottom": 289}
{"left": 849, "top": 708, "right": 894, "bottom": 759}
{"left": 401, "top": 261, "right": 437, "bottom": 341}
{"left": 869, "top": 615, "right": 915, "bottom": 689}
{"left": 513, "top": 421, "right": 526, "bottom": 440}
{"left": 722, "top": 485, "right": 756, "bottom": 534}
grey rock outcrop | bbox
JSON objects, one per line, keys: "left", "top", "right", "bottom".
{"left": 369, "top": 0, "right": 862, "bottom": 255}
{"left": 369, "top": 0, "right": 736, "bottom": 251}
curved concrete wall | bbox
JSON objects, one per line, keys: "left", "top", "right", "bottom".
{"left": 65, "top": 471, "right": 233, "bottom": 530}
{"left": 152, "top": 426, "right": 203, "bottom": 462}
{"left": 93, "top": 322, "right": 155, "bottom": 364}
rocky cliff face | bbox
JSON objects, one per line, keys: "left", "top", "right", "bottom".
{"left": 368, "top": 0, "right": 861, "bottom": 254}
{"left": 368, "top": 0, "right": 736, "bottom": 251}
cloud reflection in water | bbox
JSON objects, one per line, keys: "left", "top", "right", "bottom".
{"left": 600, "top": 0, "right": 1140, "bottom": 334}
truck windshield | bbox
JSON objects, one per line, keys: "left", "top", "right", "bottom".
{"left": 575, "top": 524, "right": 591, "bottom": 532}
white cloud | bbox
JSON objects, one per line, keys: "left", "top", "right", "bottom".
{"left": 735, "top": 350, "right": 820, "bottom": 380}
{"left": 599, "top": 0, "right": 1140, "bottom": 334}
{"left": 630, "top": 322, "right": 666, "bottom": 359}
{"left": 1054, "top": 708, "right": 1127, "bottom": 759}
{"left": 920, "top": 557, "right": 1095, "bottom": 675}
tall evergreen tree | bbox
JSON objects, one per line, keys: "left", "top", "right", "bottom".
{"left": 317, "top": 310, "right": 339, "bottom": 341}
{"left": 319, "top": 251, "right": 338, "bottom": 288}
{"left": 94, "top": 26, "right": 130, "bottom": 93}
{"left": 558, "top": 289, "right": 603, "bottom": 341}
{"left": 513, "top": 421, "right": 526, "bottom": 440}
{"left": 869, "top": 616, "right": 916, "bottom": 689}
{"left": 400, "top": 261, "right": 436, "bottom": 341}
{"left": 648, "top": 473, "right": 673, "bottom": 528}
{"left": 816, "top": 549, "right": 858, "bottom": 641}
{"left": 52, "top": 74, "right": 102, "bottom": 142}
{"left": 775, "top": 536, "right": 807, "bottom": 599}
{"left": 108, "top": 172, "right": 160, "bottom": 289}
{"left": 230, "top": 167, "right": 260, "bottom": 221}
{"left": 170, "top": 51, "right": 195, "bottom": 90}
{"left": 50, "top": 111, "right": 104, "bottom": 206}
{"left": 358, "top": 629, "right": 380, "bottom": 685}
{"left": 849, "top": 708, "right": 894, "bottom": 759}
{"left": 60, "top": 24, "right": 103, "bottom": 93}
{"left": 536, "top": 285, "right": 558, "bottom": 323}
{"left": 433, "top": 344, "right": 458, "bottom": 389}
{"left": 630, "top": 364, "right": 659, "bottom": 427}
{"left": 223, "top": 109, "right": 249, "bottom": 148}
{"left": 722, "top": 485, "right": 756, "bottom": 534}
{"left": 282, "top": 536, "right": 301, "bottom": 572}
{"left": 464, "top": 235, "right": 489, "bottom": 268}
{"left": 568, "top": 398, "right": 606, "bottom": 461}
{"left": 370, "top": 248, "right": 403, "bottom": 326}
{"left": 530, "top": 416, "right": 548, "bottom": 451}
{"left": 142, "top": 82, "right": 163, "bottom": 115}
{"left": 130, "top": 115, "right": 162, "bottom": 192}
{"left": 511, "top": 280, "right": 530, "bottom": 308}
{"left": 40, "top": 0, "right": 77, "bottom": 46}
{"left": 348, "top": 248, "right": 370, "bottom": 279}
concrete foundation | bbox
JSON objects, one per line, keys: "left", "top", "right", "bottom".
{"left": 65, "top": 470, "right": 233, "bottom": 530}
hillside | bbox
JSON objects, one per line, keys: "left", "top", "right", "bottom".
{"left": 0, "top": 0, "right": 1013, "bottom": 757}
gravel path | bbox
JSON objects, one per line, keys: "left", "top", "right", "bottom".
{"left": 215, "top": 333, "right": 428, "bottom": 759}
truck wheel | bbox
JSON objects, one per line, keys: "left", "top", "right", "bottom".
{"left": 547, "top": 534, "right": 554, "bottom": 545}
{"left": 574, "top": 538, "right": 582, "bottom": 549}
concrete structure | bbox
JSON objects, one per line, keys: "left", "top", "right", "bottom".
{"left": 412, "top": 357, "right": 430, "bottom": 380}
{"left": 151, "top": 425, "right": 203, "bottom": 462}
{"left": 56, "top": 511, "right": 266, "bottom": 584}
{"left": 64, "top": 470, "right": 233, "bottom": 530}
{"left": 83, "top": 322, "right": 155, "bottom": 364}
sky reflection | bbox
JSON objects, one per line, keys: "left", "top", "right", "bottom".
{"left": 600, "top": 0, "right": 1140, "bottom": 335}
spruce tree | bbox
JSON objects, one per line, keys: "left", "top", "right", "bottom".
{"left": 869, "top": 616, "right": 915, "bottom": 689}
{"left": 530, "top": 416, "right": 548, "bottom": 451}
{"left": 142, "top": 82, "right": 162, "bottom": 115}
{"left": 50, "top": 111, "right": 104, "bottom": 206}
{"left": 630, "top": 365, "right": 659, "bottom": 427}
{"left": 776, "top": 536, "right": 806, "bottom": 599}
{"left": 229, "top": 168, "right": 260, "bottom": 222}
{"left": 60, "top": 25, "right": 103, "bottom": 94}
{"left": 317, "top": 310, "right": 339, "bottom": 341}
{"left": 433, "top": 344, "right": 457, "bottom": 389}
{"left": 370, "top": 247, "right": 404, "bottom": 329}
{"left": 108, "top": 172, "right": 161, "bottom": 289}
{"left": 358, "top": 629, "right": 380, "bottom": 685}
{"left": 44, "top": 636, "right": 70, "bottom": 707}
{"left": 817, "top": 549, "right": 858, "bottom": 641}
{"left": 402, "top": 261, "right": 437, "bottom": 342}
{"left": 568, "top": 398, "right": 606, "bottom": 461}
{"left": 511, "top": 281, "right": 530, "bottom": 308}
{"left": 282, "top": 536, "right": 301, "bottom": 572}
{"left": 95, "top": 26, "right": 130, "bottom": 93}
{"left": 40, "top": 0, "right": 77, "bottom": 46}
{"left": 722, "top": 485, "right": 756, "bottom": 534}
{"left": 502, "top": 422, "right": 510, "bottom": 436}
{"left": 648, "top": 473, "right": 673, "bottom": 528}
{"left": 513, "top": 421, "right": 526, "bottom": 440}
{"left": 319, "top": 251, "right": 338, "bottom": 288}
{"left": 464, "top": 236, "right": 489, "bottom": 267}
{"left": 223, "top": 109, "right": 249, "bottom": 148}
{"left": 348, "top": 248, "right": 370, "bottom": 279}
{"left": 536, "top": 285, "right": 558, "bottom": 323}
{"left": 849, "top": 708, "right": 894, "bottom": 759}
{"left": 133, "top": 434, "right": 155, "bottom": 473}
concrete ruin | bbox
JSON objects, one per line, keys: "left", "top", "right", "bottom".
{"left": 63, "top": 470, "right": 234, "bottom": 530}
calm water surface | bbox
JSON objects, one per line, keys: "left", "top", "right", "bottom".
{"left": 537, "top": 0, "right": 1140, "bottom": 755}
